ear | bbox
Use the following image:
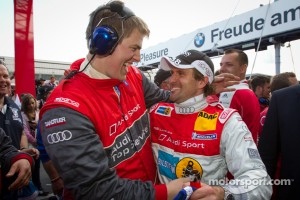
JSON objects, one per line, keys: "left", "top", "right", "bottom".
{"left": 240, "top": 64, "right": 247, "bottom": 74}
{"left": 256, "top": 85, "right": 263, "bottom": 93}
{"left": 197, "top": 77, "right": 209, "bottom": 90}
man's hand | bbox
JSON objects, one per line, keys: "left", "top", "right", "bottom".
{"left": 6, "top": 159, "right": 32, "bottom": 190}
{"left": 190, "top": 182, "right": 225, "bottom": 200}
{"left": 43, "top": 160, "right": 64, "bottom": 195}
{"left": 212, "top": 73, "right": 240, "bottom": 94}
{"left": 166, "top": 177, "right": 191, "bottom": 200}
{"left": 64, "top": 69, "right": 72, "bottom": 77}
{"left": 51, "top": 178, "right": 64, "bottom": 196}
{"left": 21, "top": 148, "right": 40, "bottom": 160}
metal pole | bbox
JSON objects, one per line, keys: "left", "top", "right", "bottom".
{"left": 275, "top": 43, "right": 281, "bottom": 75}
{"left": 274, "top": 0, "right": 280, "bottom": 75}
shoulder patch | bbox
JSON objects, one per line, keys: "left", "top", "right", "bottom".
{"left": 218, "top": 108, "right": 236, "bottom": 124}
{"left": 218, "top": 91, "right": 234, "bottom": 108}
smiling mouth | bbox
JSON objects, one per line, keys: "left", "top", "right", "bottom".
{"left": 123, "top": 64, "right": 129, "bottom": 72}
{"left": 170, "top": 87, "right": 180, "bottom": 92}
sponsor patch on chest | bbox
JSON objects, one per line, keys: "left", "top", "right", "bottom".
{"left": 155, "top": 106, "right": 173, "bottom": 116}
{"left": 194, "top": 111, "right": 218, "bottom": 131}
{"left": 157, "top": 150, "right": 203, "bottom": 181}
{"left": 192, "top": 133, "right": 217, "bottom": 140}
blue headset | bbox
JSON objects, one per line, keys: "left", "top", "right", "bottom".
{"left": 89, "top": 1, "right": 135, "bottom": 55}
{"left": 259, "top": 97, "right": 270, "bottom": 106}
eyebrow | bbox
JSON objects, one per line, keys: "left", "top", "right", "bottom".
{"left": 133, "top": 44, "right": 142, "bottom": 50}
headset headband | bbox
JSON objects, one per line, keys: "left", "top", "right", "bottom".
{"left": 92, "top": 1, "right": 135, "bottom": 28}
{"left": 109, "top": 1, "right": 135, "bottom": 20}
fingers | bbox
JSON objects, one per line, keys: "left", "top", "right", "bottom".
{"left": 8, "top": 174, "right": 31, "bottom": 190}
{"left": 214, "top": 73, "right": 240, "bottom": 83}
{"left": 190, "top": 184, "right": 224, "bottom": 200}
{"left": 64, "top": 69, "right": 72, "bottom": 76}
{"left": 213, "top": 76, "right": 224, "bottom": 83}
{"left": 7, "top": 159, "right": 32, "bottom": 190}
{"left": 23, "top": 147, "right": 40, "bottom": 159}
{"left": 224, "top": 80, "right": 240, "bottom": 88}
{"left": 220, "top": 73, "right": 240, "bottom": 80}
{"left": 167, "top": 177, "right": 193, "bottom": 200}
{"left": 180, "top": 177, "right": 193, "bottom": 183}
{"left": 52, "top": 179, "right": 64, "bottom": 195}
{"left": 32, "top": 148, "right": 40, "bottom": 159}
{"left": 6, "top": 164, "right": 17, "bottom": 178}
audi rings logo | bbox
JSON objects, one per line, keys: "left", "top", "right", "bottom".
{"left": 47, "top": 130, "right": 72, "bottom": 144}
{"left": 178, "top": 107, "right": 195, "bottom": 114}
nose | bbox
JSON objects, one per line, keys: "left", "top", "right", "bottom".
{"left": 132, "top": 50, "right": 141, "bottom": 62}
{"left": 219, "top": 64, "right": 223, "bottom": 70}
{"left": 219, "top": 66, "right": 226, "bottom": 74}
{"left": 168, "top": 72, "right": 178, "bottom": 85}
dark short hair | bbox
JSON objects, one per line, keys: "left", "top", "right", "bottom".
{"left": 154, "top": 69, "right": 171, "bottom": 86}
{"left": 0, "top": 59, "right": 6, "bottom": 66}
{"left": 270, "top": 72, "right": 297, "bottom": 93}
{"left": 0, "top": 59, "right": 8, "bottom": 72}
{"left": 224, "top": 49, "right": 248, "bottom": 66}
{"left": 37, "top": 85, "right": 54, "bottom": 100}
{"left": 250, "top": 75, "right": 270, "bottom": 92}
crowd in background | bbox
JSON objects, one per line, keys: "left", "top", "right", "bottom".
{"left": 1, "top": 61, "right": 57, "bottom": 200}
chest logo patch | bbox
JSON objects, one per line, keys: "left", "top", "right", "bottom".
{"left": 194, "top": 111, "right": 218, "bottom": 131}
{"left": 155, "top": 106, "right": 173, "bottom": 116}
{"left": 175, "top": 157, "right": 203, "bottom": 181}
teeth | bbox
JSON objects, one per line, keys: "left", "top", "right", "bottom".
{"left": 171, "top": 87, "right": 179, "bottom": 92}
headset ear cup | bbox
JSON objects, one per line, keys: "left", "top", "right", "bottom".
{"left": 259, "top": 97, "right": 270, "bottom": 105}
{"left": 89, "top": 25, "right": 118, "bottom": 55}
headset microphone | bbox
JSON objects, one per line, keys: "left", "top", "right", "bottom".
{"left": 65, "top": 70, "right": 79, "bottom": 80}
{"left": 64, "top": 54, "right": 96, "bottom": 80}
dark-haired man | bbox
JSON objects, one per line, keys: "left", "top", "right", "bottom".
{"left": 150, "top": 49, "right": 272, "bottom": 200}
{"left": 219, "top": 49, "right": 260, "bottom": 143}
{"left": 154, "top": 69, "right": 171, "bottom": 90}
{"left": 250, "top": 75, "right": 271, "bottom": 111}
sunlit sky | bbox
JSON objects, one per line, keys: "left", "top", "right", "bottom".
{"left": 0, "top": 0, "right": 299, "bottom": 78}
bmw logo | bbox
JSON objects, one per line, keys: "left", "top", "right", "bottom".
{"left": 194, "top": 33, "right": 205, "bottom": 48}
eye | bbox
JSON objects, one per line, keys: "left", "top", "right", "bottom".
{"left": 178, "top": 70, "right": 185, "bottom": 76}
{"left": 131, "top": 46, "right": 140, "bottom": 52}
